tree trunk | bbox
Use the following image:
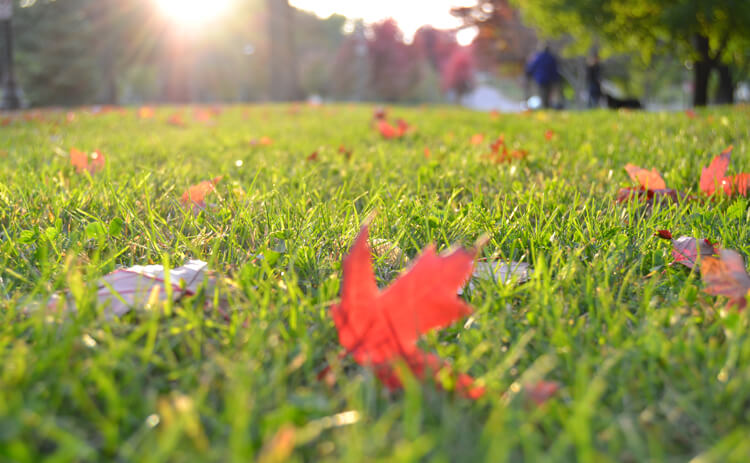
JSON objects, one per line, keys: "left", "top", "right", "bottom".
{"left": 692, "top": 34, "right": 711, "bottom": 107}
{"left": 267, "top": 0, "right": 300, "bottom": 101}
{"left": 715, "top": 64, "right": 734, "bottom": 105}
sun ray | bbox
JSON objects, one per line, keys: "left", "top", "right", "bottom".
{"left": 155, "top": 0, "right": 233, "bottom": 27}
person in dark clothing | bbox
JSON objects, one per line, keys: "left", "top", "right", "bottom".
{"left": 525, "top": 44, "right": 560, "bottom": 109}
{"left": 586, "top": 51, "right": 602, "bottom": 108}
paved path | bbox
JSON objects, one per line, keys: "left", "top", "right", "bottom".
{"left": 461, "top": 84, "right": 524, "bottom": 113}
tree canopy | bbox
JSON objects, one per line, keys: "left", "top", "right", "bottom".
{"left": 512, "top": 0, "right": 750, "bottom": 105}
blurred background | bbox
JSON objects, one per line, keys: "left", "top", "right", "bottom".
{"left": 0, "top": 0, "right": 748, "bottom": 110}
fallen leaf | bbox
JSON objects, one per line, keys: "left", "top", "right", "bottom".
{"left": 70, "top": 148, "right": 89, "bottom": 173}
{"left": 697, "top": 146, "right": 750, "bottom": 198}
{"left": 700, "top": 146, "right": 733, "bottom": 196}
{"left": 373, "top": 107, "right": 387, "bottom": 121}
{"left": 370, "top": 238, "right": 404, "bottom": 267}
{"left": 181, "top": 177, "right": 222, "bottom": 210}
{"left": 470, "top": 133, "right": 485, "bottom": 145}
{"left": 616, "top": 186, "right": 684, "bottom": 205}
{"left": 376, "top": 118, "right": 411, "bottom": 139}
{"left": 490, "top": 135, "right": 504, "bottom": 152}
{"left": 483, "top": 135, "right": 528, "bottom": 164}
{"left": 617, "top": 164, "right": 690, "bottom": 205}
{"left": 89, "top": 150, "right": 106, "bottom": 173}
{"left": 193, "top": 108, "right": 214, "bottom": 124}
{"left": 48, "top": 260, "right": 213, "bottom": 316}
{"left": 731, "top": 173, "right": 750, "bottom": 196}
{"left": 377, "top": 120, "right": 400, "bottom": 139}
{"left": 625, "top": 164, "right": 666, "bottom": 190}
{"left": 250, "top": 136, "right": 274, "bottom": 146}
{"left": 656, "top": 230, "right": 717, "bottom": 270}
{"left": 701, "top": 249, "right": 750, "bottom": 310}
{"left": 656, "top": 229, "right": 673, "bottom": 240}
{"left": 70, "top": 148, "right": 105, "bottom": 174}
{"left": 396, "top": 118, "right": 410, "bottom": 134}
{"left": 331, "top": 223, "right": 484, "bottom": 399}
{"left": 526, "top": 380, "right": 560, "bottom": 406}
{"left": 167, "top": 112, "right": 186, "bottom": 127}
{"left": 138, "top": 106, "right": 155, "bottom": 119}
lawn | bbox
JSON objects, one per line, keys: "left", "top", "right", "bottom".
{"left": 1, "top": 104, "right": 750, "bottom": 462}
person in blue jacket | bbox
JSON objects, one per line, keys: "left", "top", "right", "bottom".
{"left": 525, "top": 43, "right": 560, "bottom": 109}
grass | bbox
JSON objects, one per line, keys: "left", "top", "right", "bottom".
{"left": 1, "top": 104, "right": 750, "bottom": 462}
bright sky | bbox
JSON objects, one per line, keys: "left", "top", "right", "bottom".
{"left": 289, "top": 0, "right": 478, "bottom": 44}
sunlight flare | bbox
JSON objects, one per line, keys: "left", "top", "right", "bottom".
{"left": 155, "top": 0, "right": 232, "bottom": 26}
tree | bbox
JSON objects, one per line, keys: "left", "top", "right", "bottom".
{"left": 266, "top": 0, "right": 300, "bottom": 101}
{"left": 451, "top": 0, "right": 537, "bottom": 74}
{"left": 293, "top": 10, "right": 346, "bottom": 98}
{"left": 366, "top": 19, "right": 420, "bottom": 102}
{"left": 413, "top": 26, "right": 458, "bottom": 71}
{"left": 14, "top": 0, "right": 156, "bottom": 106}
{"left": 441, "top": 47, "right": 476, "bottom": 101}
{"left": 510, "top": 0, "right": 750, "bottom": 106}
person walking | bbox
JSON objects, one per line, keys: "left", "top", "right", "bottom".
{"left": 586, "top": 50, "right": 602, "bottom": 108}
{"left": 525, "top": 43, "right": 560, "bottom": 109}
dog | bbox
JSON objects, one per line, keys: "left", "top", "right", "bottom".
{"left": 605, "top": 93, "right": 643, "bottom": 109}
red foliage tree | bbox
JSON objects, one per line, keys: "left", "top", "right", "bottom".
{"left": 441, "top": 47, "right": 476, "bottom": 99}
{"left": 366, "top": 19, "right": 420, "bottom": 101}
{"left": 413, "top": 26, "right": 459, "bottom": 71}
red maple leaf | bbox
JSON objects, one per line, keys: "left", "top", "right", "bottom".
{"left": 656, "top": 230, "right": 718, "bottom": 270}
{"left": 70, "top": 148, "right": 89, "bottom": 173}
{"left": 489, "top": 135, "right": 505, "bottom": 153}
{"left": 701, "top": 249, "right": 750, "bottom": 311}
{"left": 396, "top": 118, "right": 410, "bottom": 134}
{"left": 89, "top": 150, "right": 106, "bottom": 173}
{"left": 331, "top": 224, "right": 485, "bottom": 399}
{"left": 700, "top": 146, "right": 733, "bottom": 196}
{"left": 698, "top": 146, "right": 750, "bottom": 198}
{"left": 625, "top": 164, "right": 666, "bottom": 190}
{"left": 376, "top": 118, "right": 411, "bottom": 139}
{"left": 377, "top": 120, "right": 398, "bottom": 139}
{"left": 483, "top": 135, "right": 527, "bottom": 164}
{"left": 181, "top": 177, "right": 222, "bottom": 210}
{"left": 70, "top": 148, "right": 105, "bottom": 174}
{"left": 616, "top": 164, "right": 689, "bottom": 205}
{"left": 732, "top": 173, "right": 750, "bottom": 196}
